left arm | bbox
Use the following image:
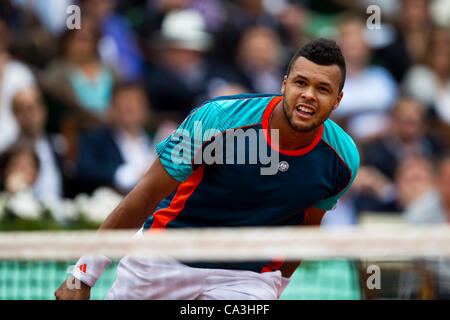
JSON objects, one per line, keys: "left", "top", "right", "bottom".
{"left": 279, "top": 131, "right": 360, "bottom": 277}
{"left": 278, "top": 207, "right": 327, "bottom": 278}
{"left": 303, "top": 207, "right": 327, "bottom": 226}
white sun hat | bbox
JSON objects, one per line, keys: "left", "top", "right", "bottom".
{"left": 158, "top": 9, "right": 213, "bottom": 52}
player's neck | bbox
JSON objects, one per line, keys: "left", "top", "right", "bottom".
{"left": 269, "top": 100, "right": 321, "bottom": 151}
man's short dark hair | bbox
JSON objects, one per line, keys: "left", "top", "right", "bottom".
{"left": 286, "top": 38, "right": 346, "bottom": 92}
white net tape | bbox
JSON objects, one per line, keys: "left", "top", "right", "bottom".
{"left": 1, "top": 225, "right": 450, "bottom": 261}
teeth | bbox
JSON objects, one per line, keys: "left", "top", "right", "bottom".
{"left": 296, "top": 106, "right": 314, "bottom": 114}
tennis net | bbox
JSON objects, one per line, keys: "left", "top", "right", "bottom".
{"left": 1, "top": 225, "right": 450, "bottom": 300}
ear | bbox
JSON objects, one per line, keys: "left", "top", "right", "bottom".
{"left": 332, "top": 91, "right": 344, "bottom": 111}
{"left": 281, "top": 75, "right": 287, "bottom": 95}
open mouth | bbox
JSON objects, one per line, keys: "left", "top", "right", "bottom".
{"left": 295, "top": 105, "right": 316, "bottom": 118}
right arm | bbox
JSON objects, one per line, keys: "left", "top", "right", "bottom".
{"left": 98, "top": 158, "right": 180, "bottom": 230}
{"left": 55, "top": 158, "right": 181, "bottom": 299}
{"left": 56, "top": 100, "right": 226, "bottom": 299}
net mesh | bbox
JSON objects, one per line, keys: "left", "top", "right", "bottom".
{"left": 0, "top": 260, "right": 118, "bottom": 300}
{"left": 1, "top": 225, "right": 449, "bottom": 300}
{"left": 0, "top": 260, "right": 362, "bottom": 300}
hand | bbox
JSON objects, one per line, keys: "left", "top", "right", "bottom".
{"left": 55, "top": 276, "right": 91, "bottom": 300}
{"left": 395, "top": 158, "right": 434, "bottom": 206}
{"left": 353, "top": 166, "right": 391, "bottom": 195}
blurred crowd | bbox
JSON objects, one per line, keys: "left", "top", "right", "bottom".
{"left": 0, "top": 0, "right": 449, "bottom": 227}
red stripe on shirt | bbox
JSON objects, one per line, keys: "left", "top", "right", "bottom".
{"left": 149, "top": 166, "right": 205, "bottom": 230}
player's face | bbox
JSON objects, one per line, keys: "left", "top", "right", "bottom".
{"left": 281, "top": 57, "right": 343, "bottom": 133}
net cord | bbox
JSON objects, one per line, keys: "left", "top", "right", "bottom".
{"left": 1, "top": 225, "right": 450, "bottom": 261}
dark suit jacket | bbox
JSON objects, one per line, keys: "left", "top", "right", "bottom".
{"left": 75, "top": 127, "right": 125, "bottom": 194}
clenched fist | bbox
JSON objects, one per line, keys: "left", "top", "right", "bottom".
{"left": 55, "top": 276, "right": 91, "bottom": 300}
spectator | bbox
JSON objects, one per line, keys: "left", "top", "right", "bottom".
{"left": 80, "top": 0, "right": 145, "bottom": 81}
{"left": 346, "top": 0, "right": 433, "bottom": 82}
{"left": 349, "top": 96, "right": 444, "bottom": 215}
{"left": 41, "top": 16, "right": 116, "bottom": 121}
{"left": 210, "top": 0, "right": 283, "bottom": 66}
{"left": 2, "top": 0, "right": 57, "bottom": 69}
{"left": 145, "top": 9, "right": 232, "bottom": 121}
{"left": 402, "top": 27, "right": 450, "bottom": 126}
{"left": 321, "top": 192, "right": 358, "bottom": 227}
{"left": 0, "top": 139, "right": 40, "bottom": 196}
{"left": 360, "top": 1, "right": 412, "bottom": 83}
{"left": 347, "top": 155, "right": 437, "bottom": 217}
{"left": 234, "top": 25, "right": 285, "bottom": 94}
{"left": 397, "top": 0, "right": 434, "bottom": 66}
{"left": 362, "top": 96, "right": 444, "bottom": 180}
{"left": 438, "top": 156, "right": 450, "bottom": 222}
{"left": 75, "top": 82, "right": 156, "bottom": 194}
{"left": 276, "top": 1, "right": 310, "bottom": 53}
{"left": 189, "top": 0, "right": 227, "bottom": 33}
{"left": 332, "top": 13, "right": 398, "bottom": 141}
{"left": 401, "top": 155, "right": 450, "bottom": 299}
{"left": 395, "top": 156, "right": 436, "bottom": 214}
{"left": 349, "top": 163, "right": 400, "bottom": 215}
{"left": 0, "top": 138, "right": 55, "bottom": 224}
{"left": 431, "top": 0, "right": 450, "bottom": 28}
{"left": 11, "top": 0, "right": 72, "bottom": 36}
{"left": 404, "top": 155, "right": 450, "bottom": 224}
{"left": 11, "top": 86, "right": 65, "bottom": 217}
{"left": 141, "top": 0, "right": 226, "bottom": 36}
{"left": 0, "top": 17, "right": 36, "bottom": 153}
{"left": 140, "top": 0, "right": 193, "bottom": 41}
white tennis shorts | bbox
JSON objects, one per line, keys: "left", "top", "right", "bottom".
{"left": 105, "top": 256, "right": 291, "bottom": 300}
{"left": 105, "top": 229, "right": 291, "bottom": 300}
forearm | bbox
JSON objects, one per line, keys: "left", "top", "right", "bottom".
{"left": 98, "top": 183, "right": 158, "bottom": 230}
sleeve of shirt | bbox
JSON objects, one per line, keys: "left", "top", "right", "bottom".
{"left": 314, "top": 163, "right": 358, "bottom": 211}
{"left": 314, "top": 123, "right": 360, "bottom": 211}
{"left": 155, "top": 101, "right": 233, "bottom": 182}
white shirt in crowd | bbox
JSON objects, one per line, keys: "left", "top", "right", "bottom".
{"left": 33, "top": 137, "right": 63, "bottom": 202}
{"left": 0, "top": 61, "right": 36, "bottom": 153}
{"left": 333, "top": 66, "right": 398, "bottom": 140}
{"left": 113, "top": 129, "right": 156, "bottom": 192}
{"left": 403, "top": 65, "right": 450, "bottom": 125}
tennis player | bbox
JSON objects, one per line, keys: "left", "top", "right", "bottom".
{"left": 55, "top": 38, "right": 360, "bottom": 300}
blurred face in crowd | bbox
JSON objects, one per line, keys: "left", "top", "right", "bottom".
{"left": 63, "top": 19, "right": 99, "bottom": 64}
{"left": 278, "top": 4, "right": 309, "bottom": 39}
{"left": 110, "top": 86, "right": 149, "bottom": 131}
{"left": 12, "top": 88, "right": 47, "bottom": 138}
{"left": 337, "top": 19, "right": 370, "bottom": 71}
{"left": 160, "top": 46, "right": 204, "bottom": 72}
{"left": 281, "top": 57, "right": 343, "bottom": 133}
{"left": 429, "top": 28, "right": 450, "bottom": 79}
{"left": 395, "top": 156, "right": 434, "bottom": 206}
{"left": 400, "top": 0, "right": 429, "bottom": 32}
{"left": 237, "top": 26, "right": 282, "bottom": 72}
{"left": 437, "top": 158, "right": 450, "bottom": 204}
{"left": 4, "top": 149, "right": 39, "bottom": 194}
{"left": 391, "top": 98, "right": 425, "bottom": 143}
